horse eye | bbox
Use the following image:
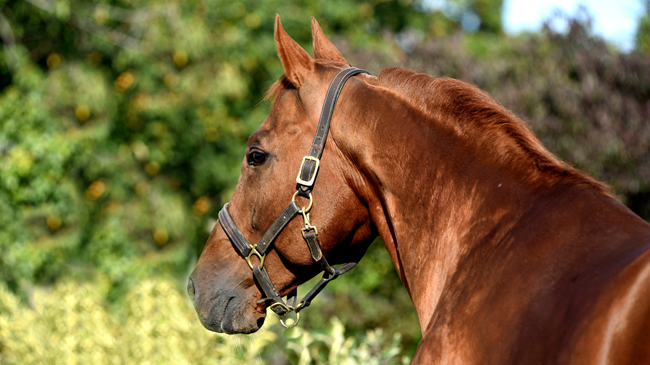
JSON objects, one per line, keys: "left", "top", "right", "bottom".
{"left": 247, "top": 150, "right": 267, "bottom": 166}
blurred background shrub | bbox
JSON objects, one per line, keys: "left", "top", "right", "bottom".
{"left": 0, "top": 278, "right": 407, "bottom": 364}
{"left": 0, "top": 0, "right": 649, "bottom": 363}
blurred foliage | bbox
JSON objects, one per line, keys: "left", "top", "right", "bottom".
{"left": 0, "top": 0, "right": 425, "bottom": 361}
{"left": 283, "top": 319, "right": 408, "bottom": 365}
{"left": 0, "top": 0, "right": 425, "bottom": 298}
{"left": 396, "top": 14, "right": 650, "bottom": 214}
{"left": 0, "top": 278, "right": 404, "bottom": 364}
{"left": 637, "top": 0, "right": 650, "bottom": 53}
{"left": 0, "top": 278, "right": 276, "bottom": 364}
{"left": 1, "top": 0, "right": 649, "bottom": 363}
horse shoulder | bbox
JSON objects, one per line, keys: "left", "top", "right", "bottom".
{"left": 409, "top": 191, "right": 650, "bottom": 365}
{"left": 565, "top": 243, "right": 650, "bottom": 364}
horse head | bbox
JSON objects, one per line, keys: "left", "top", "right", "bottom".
{"left": 187, "top": 16, "right": 376, "bottom": 334}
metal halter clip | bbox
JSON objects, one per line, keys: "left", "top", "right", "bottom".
{"left": 300, "top": 210, "right": 318, "bottom": 237}
{"left": 245, "top": 245, "right": 265, "bottom": 269}
{"left": 296, "top": 156, "right": 320, "bottom": 186}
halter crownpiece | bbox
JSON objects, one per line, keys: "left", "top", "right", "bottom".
{"left": 218, "top": 67, "right": 370, "bottom": 328}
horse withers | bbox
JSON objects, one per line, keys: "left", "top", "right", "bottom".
{"left": 188, "top": 15, "right": 650, "bottom": 364}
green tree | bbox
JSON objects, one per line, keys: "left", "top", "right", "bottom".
{"left": 636, "top": 0, "right": 650, "bottom": 52}
{"left": 0, "top": 0, "right": 426, "bottom": 294}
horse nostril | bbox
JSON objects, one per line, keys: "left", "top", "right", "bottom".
{"left": 187, "top": 277, "right": 196, "bottom": 302}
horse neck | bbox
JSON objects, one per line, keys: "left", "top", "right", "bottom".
{"left": 332, "top": 79, "right": 562, "bottom": 331}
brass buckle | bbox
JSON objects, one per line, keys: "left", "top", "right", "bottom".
{"left": 295, "top": 156, "right": 320, "bottom": 186}
{"left": 245, "top": 245, "right": 265, "bottom": 269}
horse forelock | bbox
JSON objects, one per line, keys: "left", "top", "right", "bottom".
{"left": 264, "top": 75, "right": 294, "bottom": 102}
{"left": 376, "top": 67, "right": 611, "bottom": 196}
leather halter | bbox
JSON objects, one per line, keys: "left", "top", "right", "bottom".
{"left": 218, "top": 67, "right": 370, "bottom": 328}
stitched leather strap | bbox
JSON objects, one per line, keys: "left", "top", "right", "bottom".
{"left": 303, "top": 230, "right": 335, "bottom": 276}
{"left": 256, "top": 201, "right": 301, "bottom": 255}
{"left": 303, "top": 230, "right": 323, "bottom": 262}
{"left": 297, "top": 67, "right": 370, "bottom": 194}
{"left": 218, "top": 203, "right": 251, "bottom": 257}
{"left": 218, "top": 201, "right": 301, "bottom": 257}
{"left": 297, "top": 261, "right": 357, "bottom": 310}
{"left": 252, "top": 265, "right": 287, "bottom": 315}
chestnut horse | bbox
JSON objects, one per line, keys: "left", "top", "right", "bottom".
{"left": 188, "top": 16, "right": 650, "bottom": 364}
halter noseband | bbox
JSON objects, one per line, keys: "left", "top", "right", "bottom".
{"left": 218, "top": 67, "right": 370, "bottom": 328}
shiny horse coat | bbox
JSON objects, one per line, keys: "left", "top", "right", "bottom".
{"left": 188, "top": 15, "right": 650, "bottom": 364}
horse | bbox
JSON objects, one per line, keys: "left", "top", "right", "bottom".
{"left": 187, "top": 15, "right": 650, "bottom": 364}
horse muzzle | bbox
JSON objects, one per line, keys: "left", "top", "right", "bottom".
{"left": 187, "top": 274, "right": 265, "bottom": 334}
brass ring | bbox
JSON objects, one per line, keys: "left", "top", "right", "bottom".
{"left": 268, "top": 303, "right": 301, "bottom": 329}
{"left": 279, "top": 311, "right": 300, "bottom": 329}
{"left": 292, "top": 191, "right": 313, "bottom": 213}
{"left": 245, "top": 246, "right": 265, "bottom": 269}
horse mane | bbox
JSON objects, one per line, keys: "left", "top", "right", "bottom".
{"left": 264, "top": 66, "right": 609, "bottom": 195}
{"left": 376, "top": 67, "right": 611, "bottom": 196}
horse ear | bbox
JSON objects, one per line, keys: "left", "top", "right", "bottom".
{"left": 311, "top": 17, "right": 349, "bottom": 65}
{"left": 275, "top": 14, "right": 314, "bottom": 88}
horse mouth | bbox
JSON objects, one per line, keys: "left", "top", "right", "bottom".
{"left": 199, "top": 294, "right": 235, "bottom": 333}
{"left": 198, "top": 294, "right": 264, "bottom": 334}
{"left": 218, "top": 296, "right": 235, "bottom": 333}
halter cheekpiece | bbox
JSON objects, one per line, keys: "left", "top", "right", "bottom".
{"left": 218, "top": 67, "right": 370, "bottom": 328}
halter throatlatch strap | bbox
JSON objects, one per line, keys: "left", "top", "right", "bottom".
{"left": 217, "top": 67, "right": 370, "bottom": 327}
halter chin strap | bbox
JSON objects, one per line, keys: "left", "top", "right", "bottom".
{"left": 218, "top": 67, "right": 370, "bottom": 328}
